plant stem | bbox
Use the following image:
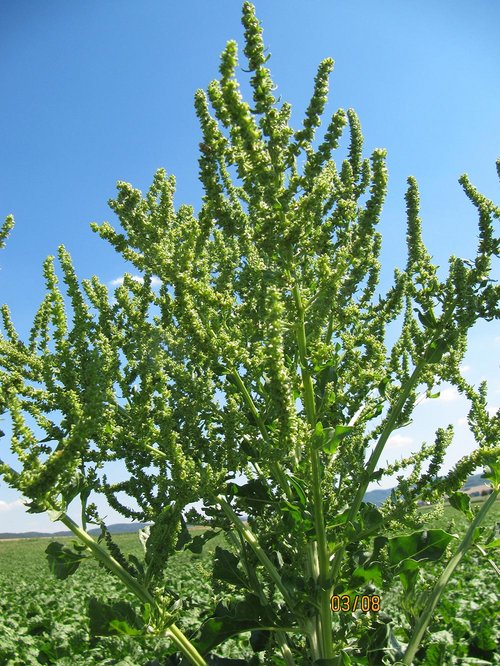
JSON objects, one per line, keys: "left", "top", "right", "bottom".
{"left": 167, "top": 624, "right": 208, "bottom": 666}
{"left": 216, "top": 494, "right": 296, "bottom": 611}
{"left": 59, "top": 512, "right": 155, "bottom": 604}
{"left": 330, "top": 357, "right": 426, "bottom": 584}
{"left": 228, "top": 530, "right": 297, "bottom": 665}
{"left": 402, "top": 489, "right": 499, "bottom": 664}
{"left": 292, "top": 283, "right": 334, "bottom": 660}
{"left": 58, "top": 513, "right": 207, "bottom": 666}
{"left": 228, "top": 366, "right": 293, "bottom": 500}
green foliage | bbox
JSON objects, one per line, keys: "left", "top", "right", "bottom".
{"left": 1, "top": 2, "right": 499, "bottom": 664}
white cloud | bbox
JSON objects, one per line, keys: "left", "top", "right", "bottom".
{"left": 0, "top": 499, "right": 23, "bottom": 512}
{"left": 437, "top": 388, "right": 460, "bottom": 402}
{"left": 110, "top": 275, "right": 162, "bottom": 288}
{"left": 457, "top": 417, "right": 468, "bottom": 427}
{"left": 387, "top": 434, "right": 413, "bottom": 449}
{"left": 459, "top": 365, "right": 471, "bottom": 374}
{"left": 487, "top": 405, "right": 498, "bottom": 417}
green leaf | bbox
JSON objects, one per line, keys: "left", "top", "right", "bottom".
{"left": 378, "top": 377, "right": 390, "bottom": 397}
{"left": 280, "top": 499, "right": 313, "bottom": 530}
{"left": 127, "top": 553, "right": 145, "bottom": 577}
{"left": 227, "top": 479, "right": 273, "bottom": 511}
{"left": 360, "top": 503, "right": 384, "bottom": 534}
{"left": 424, "top": 640, "right": 449, "bottom": 666}
{"left": 212, "top": 546, "right": 249, "bottom": 588}
{"left": 313, "top": 423, "right": 353, "bottom": 454}
{"left": 351, "top": 563, "right": 384, "bottom": 588}
{"left": 88, "top": 597, "right": 143, "bottom": 638}
{"left": 240, "top": 436, "right": 260, "bottom": 461}
{"left": 396, "top": 557, "right": 420, "bottom": 592}
{"left": 287, "top": 474, "right": 307, "bottom": 507}
{"left": 387, "top": 529, "right": 456, "bottom": 565}
{"left": 482, "top": 455, "right": 500, "bottom": 489}
{"left": 193, "top": 595, "right": 274, "bottom": 655}
{"left": 483, "top": 538, "right": 500, "bottom": 549}
{"left": 175, "top": 516, "right": 191, "bottom": 551}
{"left": 327, "top": 507, "right": 350, "bottom": 529}
{"left": 186, "top": 529, "right": 220, "bottom": 554}
{"left": 250, "top": 629, "right": 271, "bottom": 652}
{"left": 426, "top": 337, "right": 449, "bottom": 364}
{"left": 448, "top": 491, "right": 473, "bottom": 519}
{"left": 45, "top": 541, "right": 86, "bottom": 579}
{"left": 415, "top": 307, "right": 437, "bottom": 330}
{"left": 108, "top": 619, "right": 143, "bottom": 636}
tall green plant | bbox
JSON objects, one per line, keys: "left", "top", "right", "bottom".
{"left": 1, "top": 3, "right": 499, "bottom": 664}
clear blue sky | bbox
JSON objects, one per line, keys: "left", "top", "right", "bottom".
{"left": 1, "top": 1, "right": 499, "bottom": 532}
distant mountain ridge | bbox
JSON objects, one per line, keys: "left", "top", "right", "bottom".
{"left": 0, "top": 522, "right": 151, "bottom": 540}
{"left": 0, "top": 474, "right": 491, "bottom": 539}
{"left": 365, "top": 472, "right": 489, "bottom": 507}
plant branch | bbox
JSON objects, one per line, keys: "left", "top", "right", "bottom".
{"left": 0, "top": 461, "right": 207, "bottom": 666}
{"left": 402, "top": 489, "right": 499, "bottom": 664}
{"left": 216, "top": 494, "right": 296, "bottom": 612}
{"left": 227, "top": 365, "right": 293, "bottom": 500}
{"left": 329, "top": 357, "right": 427, "bottom": 584}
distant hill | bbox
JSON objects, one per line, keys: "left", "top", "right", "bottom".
{"left": 365, "top": 472, "right": 490, "bottom": 506}
{"left": 461, "top": 473, "right": 486, "bottom": 490}
{"left": 0, "top": 522, "right": 151, "bottom": 541}
{"left": 363, "top": 487, "right": 392, "bottom": 506}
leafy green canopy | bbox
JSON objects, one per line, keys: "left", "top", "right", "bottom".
{"left": 0, "top": 2, "right": 499, "bottom": 662}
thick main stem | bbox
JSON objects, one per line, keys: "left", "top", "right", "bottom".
{"left": 228, "top": 530, "right": 297, "bottom": 665}
{"left": 402, "top": 489, "right": 499, "bottom": 664}
{"left": 292, "top": 283, "right": 334, "bottom": 660}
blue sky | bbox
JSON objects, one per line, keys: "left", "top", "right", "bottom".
{"left": 0, "top": 1, "right": 499, "bottom": 532}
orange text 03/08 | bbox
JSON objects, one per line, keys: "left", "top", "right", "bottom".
{"left": 330, "top": 594, "right": 380, "bottom": 613}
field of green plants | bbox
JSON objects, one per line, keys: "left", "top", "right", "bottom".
{"left": 0, "top": 500, "right": 498, "bottom": 665}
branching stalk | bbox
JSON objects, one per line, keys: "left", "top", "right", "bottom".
{"left": 330, "top": 356, "right": 427, "bottom": 584}
{"left": 228, "top": 366, "right": 293, "bottom": 500}
{"left": 216, "top": 494, "right": 296, "bottom": 611}
{"left": 402, "top": 489, "right": 499, "bottom": 664}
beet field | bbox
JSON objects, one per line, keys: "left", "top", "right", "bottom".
{"left": 0, "top": 499, "right": 498, "bottom": 665}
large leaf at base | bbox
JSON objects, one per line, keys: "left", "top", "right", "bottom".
{"left": 193, "top": 595, "right": 275, "bottom": 655}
